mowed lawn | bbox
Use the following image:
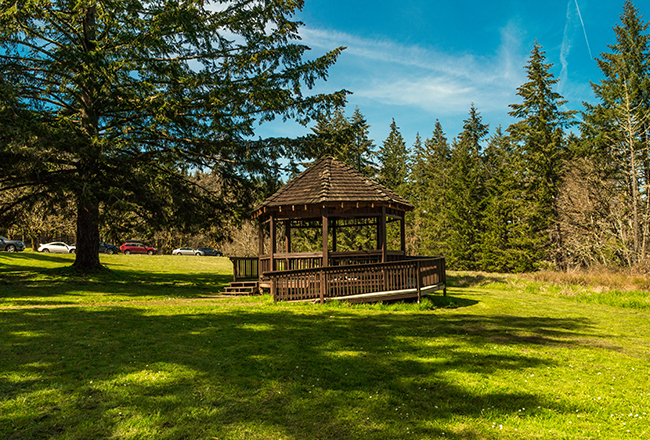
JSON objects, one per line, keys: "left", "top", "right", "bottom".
{"left": 1, "top": 253, "right": 649, "bottom": 439}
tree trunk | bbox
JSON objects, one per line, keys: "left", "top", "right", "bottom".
{"left": 73, "top": 197, "right": 102, "bottom": 270}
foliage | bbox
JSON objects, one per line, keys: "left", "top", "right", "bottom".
{"left": 508, "top": 42, "right": 576, "bottom": 270}
{"left": 377, "top": 119, "right": 409, "bottom": 198}
{"left": 444, "top": 105, "right": 489, "bottom": 270}
{"left": 307, "top": 106, "right": 376, "bottom": 177}
{"left": 0, "top": 0, "right": 347, "bottom": 270}
{"left": 580, "top": 0, "right": 650, "bottom": 266}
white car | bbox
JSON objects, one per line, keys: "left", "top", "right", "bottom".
{"left": 38, "top": 242, "right": 76, "bottom": 254}
{"left": 171, "top": 247, "right": 202, "bottom": 256}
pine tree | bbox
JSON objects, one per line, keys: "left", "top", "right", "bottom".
{"left": 581, "top": 0, "right": 650, "bottom": 265}
{"left": 446, "top": 105, "right": 488, "bottom": 270}
{"left": 508, "top": 42, "right": 575, "bottom": 270}
{"left": 349, "top": 107, "right": 377, "bottom": 177}
{"left": 409, "top": 120, "right": 450, "bottom": 257}
{"left": 0, "top": 0, "right": 347, "bottom": 270}
{"left": 378, "top": 119, "right": 409, "bottom": 198}
{"left": 479, "top": 127, "right": 528, "bottom": 271}
{"left": 307, "top": 106, "right": 376, "bottom": 176}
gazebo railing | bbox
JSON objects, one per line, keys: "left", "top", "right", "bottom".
{"left": 230, "top": 257, "right": 259, "bottom": 282}
{"left": 259, "top": 250, "right": 407, "bottom": 274}
{"left": 265, "top": 257, "right": 446, "bottom": 302}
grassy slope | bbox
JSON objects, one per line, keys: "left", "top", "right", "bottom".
{"left": 1, "top": 253, "right": 649, "bottom": 439}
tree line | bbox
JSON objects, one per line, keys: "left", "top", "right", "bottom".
{"left": 314, "top": 1, "right": 650, "bottom": 272}
{"left": 2, "top": 0, "right": 648, "bottom": 272}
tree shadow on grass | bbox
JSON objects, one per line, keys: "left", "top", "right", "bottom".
{"left": 0, "top": 305, "right": 604, "bottom": 440}
{"left": 0, "top": 254, "right": 233, "bottom": 305}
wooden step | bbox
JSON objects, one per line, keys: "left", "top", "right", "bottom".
{"left": 221, "top": 282, "right": 260, "bottom": 296}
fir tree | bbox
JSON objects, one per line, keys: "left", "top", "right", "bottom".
{"left": 446, "top": 105, "right": 488, "bottom": 270}
{"left": 581, "top": 0, "right": 650, "bottom": 265}
{"left": 0, "top": 0, "right": 347, "bottom": 269}
{"left": 508, "top": 42, "right": 575, "bottom": 270}
{"left": 378, "top": 119, "right": 409, "bottom": 198}
{"left": 409, "top": 120, "right": 450, "bottom": 257}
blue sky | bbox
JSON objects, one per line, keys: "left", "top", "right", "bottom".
{"left": 257, "top": 0, "right": 646, "bottom": 150}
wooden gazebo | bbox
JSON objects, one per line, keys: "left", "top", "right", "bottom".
{"left": 228, "top": 156, "right": 446, "bottom": 303}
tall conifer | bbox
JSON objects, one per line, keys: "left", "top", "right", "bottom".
{"left": 508, "top": 42, "right": 575, "bottom": 270}
{"left": 446, "top": 105, "right": 488, "bottom": 270}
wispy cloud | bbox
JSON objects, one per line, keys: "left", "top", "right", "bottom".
{"left": 574, "top": 0, "right": 593, "bottom": 59}
{"left": 300, "top": 26, "right": 528, "bottom": 118}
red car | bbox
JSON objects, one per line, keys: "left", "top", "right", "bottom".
{"left": 119, "top": 242, "right": 157, "bottom": 255}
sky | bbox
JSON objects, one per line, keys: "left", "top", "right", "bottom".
{"left": 256, "top": 0, "right": 648, "bottom": 150}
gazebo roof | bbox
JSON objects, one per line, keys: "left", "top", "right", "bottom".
{"left": 252, "top": 156, "right": 413, "bottom": 218}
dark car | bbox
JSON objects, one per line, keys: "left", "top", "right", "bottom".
{"left": 99, "top": 241, "right": 120, "bottom": 254}
{"left": 119, "top": 242, "right": 157, "bottom": 255}
{"left": 0, "top": 236, "right": 26, "bottom": 252}
{"left": 197, "top": 247, "right": 223, "bottom": 257}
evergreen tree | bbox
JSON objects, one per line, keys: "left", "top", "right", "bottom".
{"left": 508, "top": 42, "right": 575, "bottom": 270}
{"left": 0, "top": 0, "right": 347, "bottom": 270}
{"left": 348, "top": 107, "right": 377, "bottom": 177}
{"left": 446, "top": 105, "right": 488, "bottom": 270}
{"left": 479, "top": 127, "right": 528, "bottom": 271}
{"left": 409, "top": 120, "right": 450, "bottom": 257}
{"left": 581, "top": 0, "right": 650, "bottom": 265}
{"left": 378, "top": 119, "right": 409, "bottom": 197}
{"left": 308, "top": 106, "right": 376, "bottom": 177}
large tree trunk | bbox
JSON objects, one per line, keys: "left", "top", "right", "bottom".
{"left": 73, "top": 197, "right": 102, "bottom": 270}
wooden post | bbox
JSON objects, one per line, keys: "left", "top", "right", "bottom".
{"left": 258, "top": 220, "right": 264, "bottom": 283}
{"left": 270, "top": 213, "right": 276, "bottom": 271}
{"left": 285, "top": 220, "right": 292, "bottom": 253}
{"left": 322, "top": 208, "right": 329, "bottom": 267}
{"left": 271, "top": 276, "right": 277, "bottom": 302}
{"left": 332, "top": 219, "right": 337, "bottom": 253}
{"left": 416, "top": 260, "right": 422, "bottom": 303}
{"left": 380, "top": 206, "right": 387, "bottom": 263}
{"left": 285, "top": 220, "right": 291, "bottom": 270}
{"left": 319, "top": 271, "right": 325, "bottom": 304}
{"left": 400, "top": 212, "right": 406, "bottom": 254}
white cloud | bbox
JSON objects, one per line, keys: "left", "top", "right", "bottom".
{"left": 300, "top": 25, "right": 528, "bottom": 117}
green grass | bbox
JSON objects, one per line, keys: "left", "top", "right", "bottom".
{"left": 0, "top": 252, "right": 238, "bottom": 306}
{"left": 1, "top": 254, "right": 650, "bottom": 439}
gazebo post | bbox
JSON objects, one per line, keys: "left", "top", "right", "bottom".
{"left": 269, "top": 213, "right": 276, "bottom": 270}
{"left": 285, "top": 219, "right": 291, "bottom": 270}
{"left": 400, "top": 212, "right": 406, "bottom": 255}
{"left": 332, "top": 219, "right": 337, "bottom": 253}
{"left": 285, "top": 220, "right": 291, "bottom": 253}
{"left": 380, "top": 206, "right": 387, "bottom": 263}
{"left": 322, "top": 207, "right": 329, "bottom": 267}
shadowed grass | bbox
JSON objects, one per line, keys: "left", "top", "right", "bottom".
{"left": 1, "top": 255, "right": 650, "bottom": 439}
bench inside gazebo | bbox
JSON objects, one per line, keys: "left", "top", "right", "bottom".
{"left": 227, "top": 156, "right": 446, "bottom": 303}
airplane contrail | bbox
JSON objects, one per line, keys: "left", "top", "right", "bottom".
{"left": 574, "top": 0, "right": 593, "bottom": 59}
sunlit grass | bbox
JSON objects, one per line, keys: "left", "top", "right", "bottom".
{"left": 1, "top": 255, "right": 650, "bottom": 438}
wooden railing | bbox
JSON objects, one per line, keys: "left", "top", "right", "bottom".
{"left": 229, "top": 257, "right": 259, "bottom": 282}
{"left": 259, "top": 250, "right": 407, "bottom": 275}
{"left": 265, "top": 257, "right": 446, "bottom": 303}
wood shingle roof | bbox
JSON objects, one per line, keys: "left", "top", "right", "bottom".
{"left": 252, "top": 156, "right": 413, "bottom": 217}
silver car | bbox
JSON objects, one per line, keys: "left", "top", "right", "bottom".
{"left": 171, "top": 247, "right": 202, "bottom": 256}
{"left": 38, "top": 242, "right": 76, "bottom": 253}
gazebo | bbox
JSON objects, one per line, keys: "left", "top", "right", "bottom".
{"left": 228, "top": 156, "right": 446, "bottom": 303}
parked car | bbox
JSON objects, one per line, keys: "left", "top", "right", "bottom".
{"left": 38, "top": 242, "right": 76, "bottom": 253}
{"left": 0, "top": 236, "right": 26, "bottom": 252}
{"left": 197, "top": 247, "right": 223, "bottom": 257}
{"left": 172, "top": 247, "right": 202, "bottom": 256}
{"left": 120, "top": 242, "right": 156, "bottom": 255}
{"left": 99, "top": 241, "right": 120, "bottom": 254}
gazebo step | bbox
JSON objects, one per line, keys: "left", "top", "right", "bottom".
{"left": 222, "top": 282, "right": 260, "bottom": 296}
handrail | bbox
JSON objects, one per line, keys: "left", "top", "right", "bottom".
{"left": 266, "top": 257, "right": 446, "bottom": 303}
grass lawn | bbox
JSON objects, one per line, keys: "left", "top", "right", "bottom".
{"left": 1, "top": 253, "right": 649, "bottom": 439}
